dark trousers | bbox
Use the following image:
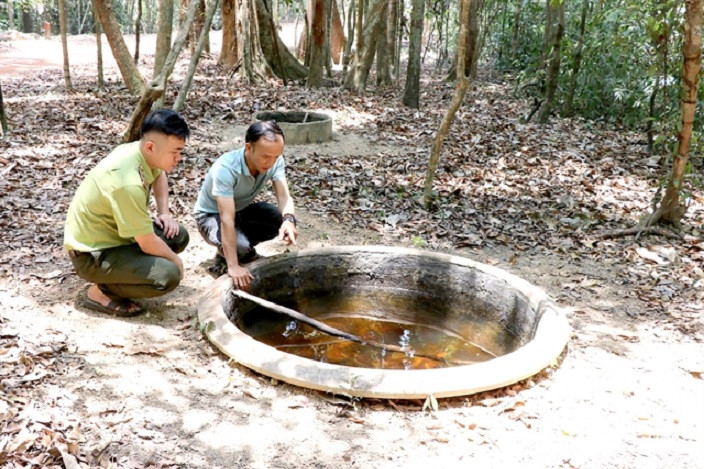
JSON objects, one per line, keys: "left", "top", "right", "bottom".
{"left": 196, "top": 202, "right": 282, "bottom": 257}
{"left": 69, "top": 223, "right": 189, "bottom": 301}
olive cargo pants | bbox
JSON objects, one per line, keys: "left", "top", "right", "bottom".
{"left": 68, "top": 223, "right": 189, "bottom": 300}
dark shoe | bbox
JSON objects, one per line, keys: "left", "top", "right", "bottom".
{"left": 239, "top": 248, "right": 261, "bottom": 264}
{"left": 83, "top": 298, "right": 143, "bottom": 317}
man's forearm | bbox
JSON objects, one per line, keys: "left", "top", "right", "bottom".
{"left": 220, "top": 219, "right": 240, "bottom": 269}
{"left": 138, "top": 235, "right": 180, "bottom": 264}
{"left": 153, "top": 174, "right": 170, "bottom": 215}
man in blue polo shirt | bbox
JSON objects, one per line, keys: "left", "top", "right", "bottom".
{"left": 193, "top": 120, "right": 298, "bottom": 290}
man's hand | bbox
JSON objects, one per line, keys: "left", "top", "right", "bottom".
{"left": 278, "top": 220, "right": 298, "bottom": 245}
{"left": 155, "top": 213, "right": 179, "bottom": 239}
{"left": 229, "top": 265, "right": 254, "bottom": 290}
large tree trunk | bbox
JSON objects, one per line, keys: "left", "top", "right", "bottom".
{"left": 352, "top": 0, "right": 364, "bottom": 88}
{"left": 174, "top": 0, "right": 220, "bottom": 110}
{"left": 0, "top": 82, "right": 8, "bottom": 135}
{"left": 402, "top": 0, "right": 425, "bottom": 107}
{"left": 58, "top": 0, "right": 72, "bottom": 89}
{"left": 90, "top": 0, "right": 105, "bottom": 87}
{"left": 306, "top": 0, "right": 329, "bottom": 87}
{"left": 254, "top": 0, "right": 309, "bottom": 82}
{"left": 94, "top": 0, "right": 145, "bottom": 94}
{"left": 537, "top": 0, "right": 564, "bottom": 124}
{"left": 648, "top": 0, "right": 703, "bottom": 228}
{"left": 563, "top": 0, "right": 587, "bottom": 116}
{"left": 420, "top": 0, "right": 471, "bottom": 208}
{"left": 154, "top": 0, "right": 174, "bottom": 77}
{"left": 219, "top": 0, "right": 239, "bottom": 68}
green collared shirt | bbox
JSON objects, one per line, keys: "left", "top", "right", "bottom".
{"left": 64, "top": 141, "right": 162, "bottom": 252}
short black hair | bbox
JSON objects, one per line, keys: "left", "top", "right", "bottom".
{"left": 245, "top": 120, "right": 285, "bottom": 144}
{"left": 140, "top": 109, "right": 190, "bottom": 140}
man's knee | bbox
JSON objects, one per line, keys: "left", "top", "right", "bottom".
{"left": 153, "top": 260, "right": 181, "bottom": 293}
{"left": 173, "top": 224, "right": 190, "bottom": 253}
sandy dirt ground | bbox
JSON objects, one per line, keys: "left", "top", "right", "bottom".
{"left": 1, "top": 32, "right": 703, "bottom": 469}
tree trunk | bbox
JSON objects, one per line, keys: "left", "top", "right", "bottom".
{"left": 124, "top": 0, "right": 200, "bottom": 140}
{"left": 0, "top": 82, "right": 8, "bottom": 135}
{"left": 330, "top": 0, "right": 345, "bottom": 64}
{"left": 191, "top": 0, "right": 209, "bottom": 55}
{"left": 90, "top": 0, "right": 105, "bottom": 87}
{"left": 135, "top": 0, "right": 143, "bottom": 62}
{"left": 154, "top": 0, "right": 174, "bottom": 77}
{"left": 219, "top": 0, "right": 239, "bottom": 68}
{"left": 174, "top": 0, "right": 220, "bottom": 110}
{"left": 402, "top": 0, "right": 425, "bottom": 107}
{"left": 352, "top": 0, "right": 364, "bottom": 88}
{"left": 306, "top": 0, "right": 328, "bottom": 87}
{"left": 537, "top": 0, "right": 564, "bottom": 124}
{"left": 387, "top": 0, "right": 397, "bottom": 78}
{"left": 563, "top": 0, "right": 586, "bottom": 116}
{"left": 540, "top": 0, "right": 554, "bottom": 69}
{"left": 649, "top": 0, "right": 703, "bottom": 227}
{"left": 254, "top": 0, "right": 310, "bottom": 82}
{"left": 58, "top": 0, "right": 72, "bottom": 89}
{"left": 395, "top": 0, "right": 403, "bottom": 80}
{"left": 8, "top": 0, "right": 15, "bottom": 30}
{"left": 22, "top": 9, "right": 32, "bottom": 33}
{"left": 375, "top": 0, "right": 390, "bottom": 86}
{"left": 344, "top": 0, "right": 386, "bottom": 93}
{"left": 421, "top": 0, "right": 471, "bottom": 208}
{"left": 341, "top": 0, "right": 355, "bottom": 78}
{"left": 511, "top": 0, "right": 520, "bottom": 60}
{"left": 93, "top": 0, "right": 145, "bottom": 94}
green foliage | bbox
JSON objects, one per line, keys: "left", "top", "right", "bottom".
{"left": 488, "top": 0, "right": 703, "bottom": 153}
{"left": 412, "top": 235, "right": 428, "bottom": 248}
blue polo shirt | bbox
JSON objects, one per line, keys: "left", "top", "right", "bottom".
{"left": 193, "top": 147, "right": 286, "bottom": 216}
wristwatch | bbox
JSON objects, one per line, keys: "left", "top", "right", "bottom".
{"left": 282, "top": 213, "right": 297, "bottom": 226}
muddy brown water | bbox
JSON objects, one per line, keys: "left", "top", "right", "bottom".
{"left": 238, "top": 291, "right": 521, "bottom": 370}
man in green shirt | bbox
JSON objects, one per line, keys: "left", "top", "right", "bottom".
{"left": 64, "top": 109, "right": 190, "bottom": 316}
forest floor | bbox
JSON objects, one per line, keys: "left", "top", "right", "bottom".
{"left": 1, "top": 33, "right": 703, "bottom": 469}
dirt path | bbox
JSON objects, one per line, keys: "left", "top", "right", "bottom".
{"left": 1, "top": 35, "right": 702, "bottom": 469}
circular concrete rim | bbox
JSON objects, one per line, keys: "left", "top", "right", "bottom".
{"left": 251, "top": 110, "right": 333, "bottom": 144}
{"left": 198, "top": 246, "right": 570, "bottom": 399}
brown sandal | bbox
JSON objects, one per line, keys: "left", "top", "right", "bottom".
{"left": 83, "top": 298, "right": 143, "bottom": 317}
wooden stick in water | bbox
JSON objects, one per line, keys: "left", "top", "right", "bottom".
{"left": 231, "top": 289, "right": 492, "bottom": 365}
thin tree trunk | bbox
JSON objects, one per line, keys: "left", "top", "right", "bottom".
{"left": 646, "top": 75, "right": 660, "bottom": 152}
{"left": 341, "top": 0, "right": 355, "bottom": 78}
{"left": 154, "top": 0, "right": 174, "bottom": 77}
{"left": 324, "top": 0, "right": 334, "bottom": 75}
{"left": 376, "top": 0, "right": 390, "bottom": 86}
{"left": 306, "top": 0, "right": 328, "bottom": 87}
{"left": 135, "top": 0, "right": 143, "bottom": 62}
{"left": 387, "top": 0, "right": 397, "bottom": 78}
{"left": 90, "top": 0, "right": 104, "bottom": 87}
{"left": 511, "top": 0, "right": 520, "bottom": 60}
{"left": 58, "top": 0, "right": 72, "bottom": 89}
{"left": 0, "top": 82, "right": 8, "bottom": 135}
{"left": 540, "top": 0, "right": 554, "bottom": 69}
{"left": 395, "top": 0, "right": 403, "bottom": 81}
{"left": 22, "top": 9, "right": 32, "bottom": 33}
{"left": 174, "top": 0, "right": 220, "bottom": 111}
{"left": 563, "top": 0, "right": 587, "bottom": 116}
{"left": 330, "top": 0, "right": 345, "bottom": 64}
{"left": 344, "top": 0, "right": 386, "bottom": 92}
{"left": 648, "top": 0, "right": 703, "bottom": 228}
{"left": 94, "top": 0, "right": 145, "bottom": 94}
{"left": 537, "top": 0, "right": 564, "bottom": 124}
{"left": 421, "top": 0, "right": 471, "bottom": 208}
{"left": 219, "top": 0, "right": 239, "bottom": 68}
{"left": 352, "top": 0, "right": 364, "bottom": 88}
{"left": 125, "top": 0, "right": 201, "bottom": 140}
{"left": 402, "top": 0, "right": 425, "bottom": 107}
{"left": 8, "top": 0, "right": 15, "bottom": 30}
